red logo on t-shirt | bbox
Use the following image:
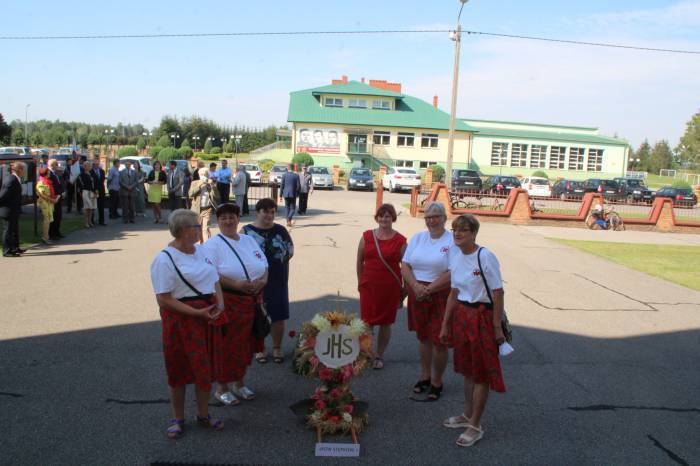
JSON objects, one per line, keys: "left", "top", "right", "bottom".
{"left": 440, "top": 246, "right": 450, "bottom": 253}
{"left": 205, "top": 258, "right": 213, "bottom": 265}
{"left": 472, "top": 270, "right": 481, "bottom": 277}
{"left": 255, "top": 251, "right": 262, "bottom": 260}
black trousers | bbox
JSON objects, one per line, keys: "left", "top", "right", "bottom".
{"left": 168, "top": 196, "right": 182, "bottom": 212}
{"left": 49, "top": 200, "right": 63, "bottom": 238}
{"left": 92, "top": 195, "right": 105, "bottom": 224}
{"left": 108, "top": 190, "right": 120, "bottom": 218}
{"left": 66, "top": 183, "right": 75, "bottom": 212}
{"left": 217, "top": 183, "right": 230, "bottom": 203}
{"left": 298, "top": 192, "right": 309, "bottom": 214}
{"left": 2, "top": 214, "right": 20, "bottom": 255}
{"left": 242, "top": 193, "right": 250, "bottom": 215}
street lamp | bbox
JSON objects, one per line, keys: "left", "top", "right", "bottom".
{"left": 444, "top": 0, "right": 469, "bottom": 189}
{"left": 142, "top": 131, "right": 152, "bottom": 153}
{"left": 24, "top": 104, "right": 30, "bottom": 145}
{"left": 192, "top": 135, "right": 201, "bottom": 151}
{"left": 233, "top": 134, "right": 242, "bottom": 163}
{"left": 104, "top": 128, "right": 115, "bottom": 156}
{"left": 170, "top": 133, "right": 180, "bottom": 148}
{"left": 221, "top": 137, "right": 228, "bottom": 152}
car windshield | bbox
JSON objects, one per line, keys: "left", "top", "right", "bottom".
{"left": 398, "top": 169, "right": 416, "bottom": 174}
{"left": 502, "top": 177, "right": 518, "bottom": 183}
{"left": 455, "top": 170, "right": 478, "bottom": 177}
{"left": 625, "top": 179, "right": 644, "bottom": 187}
{"left": 351, "top": 169, "right": 371, "bottom": 176}
{"left": 271, "top": 166, "right": 287, "bottom": 172}
{"left": 244, "top": 165, "right": 259, "bottom": 171}
{"left": 531, "top": 179, "right": 549, "bottom": 185}
{"left": 601, "top": 180, "right": 619, "bottom": 188}
{"left": 309, "top": 167, "right": 329, "bottom": 174}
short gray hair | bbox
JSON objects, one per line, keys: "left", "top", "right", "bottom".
{"left": 12, "top": 162, "right": 27, "bottom": 174}
{"left": 424, "top": 201, "right": 447, "bottom": 218}
{"left": 169, "top": 209, "right": 198, "bottom": 238}
{"left": 198, "top": 168, "right": 210, "bottom": 179}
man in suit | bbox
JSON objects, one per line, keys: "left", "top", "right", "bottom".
{"left": 48, "top": 159, "right": 65, "bottom": 240}
{"left": 166, "top": 160, "right": 184, "bottom": 213}
{"left": 298, "top": 166, "right": 313, "bottom": 215}
{"left": 0, "top": 162, "right": 26, "bottom": 257}
{"left": 118, "top": 159, "right": 138, "bottom": 224}
{"left": 91, "top": 160, "right": 107, "bottom": 226}
{"left": 107, "top": 159, "right": 121, "bottom": 219}
{"left": 231, "top": 164, "right": 246, "bottom": 208}
{"left": 279, "top": 163, "right": 301, "bottom": 227}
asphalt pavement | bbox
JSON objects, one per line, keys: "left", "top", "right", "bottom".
{"left": 1, "top": 189, "right": 699, "bottom": 465}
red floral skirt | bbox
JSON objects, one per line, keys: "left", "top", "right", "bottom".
{"left": 407, "top": 283, "right": 451, "bottom": 347}
{"left": 211, "top": 291, "right": 260, "bottom": 382}
{"left": 451, "top": 302, "right": 506, "bottom": 393}
{"left": 160, "top": 296, "right": 214, "bottom": 390}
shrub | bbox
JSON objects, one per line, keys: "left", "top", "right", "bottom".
{"left": 117, "top": 146, "right": 138, "bottom": 158}
{"left": 339, "top": 169, "right": 346, "bottom": 178}
{"left": 532, "top": 170, "right": 548, "bottom": 179}
{"left": 136, "top": 137, "right": 146, "bottom": 151}
{"left": 211, "top": 147, "right": 222, "bottom": 155}
{"left": 672, "top": 180, "right": 692, "bottom": 189}
{"left": 258, "top": 159, "right": 275, "bottom": 172}
{"left": 149, "top": 146, "right": 163, "bottom": 158}
{"left": 431, "top": 165, "right": 445, "bottom": 182}
{"left": 203, "top": 139, "right": 212, "bottom": 154}
{"left": 157, "top": 135, "right": 172, "bottom": 147}
{"left": 157, "top": 147, "right": 178, "bottom": 163}
{"left": 178, "top": 145, "right": 193, "bottom": 159}
{"left": 292, "top": 152, "right": 314, "bottom": 167}
{"left": 198, "top": 152, "right": 220, "bottom": 161}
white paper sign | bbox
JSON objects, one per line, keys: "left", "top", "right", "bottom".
{"left": 315, "top": 443, "right": 361, "bottom": 457}
{"left": 314, "top": 325, "right": 360, "bottom": 369}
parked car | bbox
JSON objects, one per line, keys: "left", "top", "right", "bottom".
{"left": 482, "top": 175, "right": 521, "bottom": 194}
{"left": 308, "top": 166, "right": 334, "bottom": 189}
{"left": 613, "top": 177, "right": 653, "bottom": 203}
{"left": 119, "top": 156, "right": 154, "bottom": 176}
{"left": 651, "top": 186, "right": 697, "bottom": 208}
{"left": 268, "top": 165, "right": 288, "bottom": 185}
{"left": 242, "top": 163, "right": 262, "bottom": 185}
{"left": 552, "top": 179, "right": 585, "bottom": 200}
{"left": 583, "top": 178, "right": 623, "bottom": 200}
{"left": 0, "top": 146, "right": 33, "bottom": 157}
{"left": 164, "top": 159, "right": 189, "bottom": 174}
{"left": 520, "top": 176, "right": 551, "bottom": 198}
{"left": 451, "top": 169, "right": 482, "bottom": 192}
{"left": 347, "top": 167, "right": 374, "bottom": 191}
{"left": 382, "top": 167, "right": 421, "bottom": 192}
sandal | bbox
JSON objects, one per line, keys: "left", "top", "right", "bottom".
{"left": 456, "top": 424, "right": 484, "bottom": 447}
{"left": 426, "top": 384, "right": 443, "bottom": 401}
{"left": 372, "top": 358, "right": 384, "bottom": 370}
{"left": 196, "top": 414, "right": 224, "bottom": 431}
{"left": 413, "top": 378, "right": 431, "bottom": 394}
{"left": 214, "top": 391, "right": 240, "bottom": 406}
{"left": 166, "top": 418, "right": 185, "bottom": 439}
{"left": 231, "top": 385, "right": 256, "bottom": 401}
{"left": 255, "top": 353, "right": 269, "bottom": 364}
{"left": 272, "top": 347, "right": 284, "bottom": 364}
{"left": 443, "top": 413, "right": 471, "bottom": 429}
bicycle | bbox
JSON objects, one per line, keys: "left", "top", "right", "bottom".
{"left": 585, "top": 206, "right": 625, "bottom": 231}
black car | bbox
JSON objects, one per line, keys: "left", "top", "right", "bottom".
{"left": 482, "top": 176, "right": 520, "bottom": 194}
{"left": 651, "top": 187, "right": 698, "bottom": 208}
{"left": 582, "top": 178, "right": 623, "bottom": 200}
{"left": 347, "top": 168, "right": 374, "bottom": 191}
{"left": 451, "top": 169, "right": 482, "bottom": 192}
{"left": 613, "top": 177, "right": 653, "bottom": 203}
{"left": 552, "top": 179, "right": 585, "bottom": 200}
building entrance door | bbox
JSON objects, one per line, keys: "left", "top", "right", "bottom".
{"left": 348, "top": 134, "right": 368, "bottom": 154}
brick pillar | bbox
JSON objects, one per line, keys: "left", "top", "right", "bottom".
{"left": 332, "top": 165, "right": 340, "bottom": 184}
{"left": 509, "top": 189, "right": 531, "bottom": 225}
{"left": 423, "top": 168, "right": 433, "bottom": 190}
{"left": 375, "top": 184, "right": 383, "bottom": 213}
{"left": 655, "top": 199, "right": 675, "bottom": 232}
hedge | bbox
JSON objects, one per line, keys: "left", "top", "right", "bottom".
{"left": 117, "top": 146, "right": 138, "bottom": 158}
{"left": 292, "top": 152, "right": 314, "bottom": 167}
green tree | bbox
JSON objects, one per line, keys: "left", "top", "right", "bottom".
{"left": 635, "top": 140, "right": 651, "bottom": 172}
{"left": 531, "top": 170, "right": 548, "bottom": 178}
{"left": 211, "top": 147, "right": 222, "bottom": 155}
{"left": 136, "top": 137, "right": 146, "bottom": 151}
{"left": 157, "top": 134, "right": 172, "bottom": 147}
{"left": 648, "top": 140, "right": 674, "bottom": 175}
{"left": 292, "top": 152, "right": 314, "bottom": 167}
{"left": 203, "top": 138, "right": 212, "bottom": 154}
{"left": 181, "top": 138, "right": 190, "bottom": 149}
{"left": 157, "top": 147, "right": 178, "bottom": 162}
{"left": 87, "top": 132, "right": 101, "bottom": 146}
{"left": 178, "top": 145, "right": 193, "bottom": 159}
{"left": 118, "top": 146, "right": 139, "bottom": 158}
{"left": 431, "top": 165, "right": 445, "bottom": 182}
{"left": 675, "top": 109, "right": 700, "bottom": 170}
{"left": 149, "top": 146, "right": 164, "bottom": 158}
{"left": 0, "top": 114, "right": 13, "bottom": 144}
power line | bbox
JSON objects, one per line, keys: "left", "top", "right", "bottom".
{"left": 0, "top": 28, "right": 698, "bottom": 55}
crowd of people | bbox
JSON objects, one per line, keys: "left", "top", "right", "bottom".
{"left": 149, "top": 198, "right": 507, "bottom": 448}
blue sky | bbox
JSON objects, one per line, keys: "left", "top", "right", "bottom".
{"left": 3, "top": 0, "right": 700, "bottom": 147}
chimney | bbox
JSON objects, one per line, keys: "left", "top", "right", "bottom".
{"left": 368, "top": 79, "right": 402, "bottom": 93}
{"left": 361, "top": 77, "right": 365, "bottom": 83}
{"left": 342, "top": 75, "right": 348, "bottom": 84}
{"left": 433, "top": 95, "right": 438, "bottom": 109}
{"left": 331, "top": 75, "right": 350, "bottom": 85}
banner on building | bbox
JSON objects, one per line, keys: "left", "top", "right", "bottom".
{"left": 296, "top": 127, "right": 340, "bottom": 154}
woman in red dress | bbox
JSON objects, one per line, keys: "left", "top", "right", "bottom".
{"left": 356, "top": 203, "right": 407, "bottom": 369}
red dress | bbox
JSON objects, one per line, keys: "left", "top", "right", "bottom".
{"left": 359, "top": 229, "right": 407, "bottom": 325}
{"left": 407, "top": 284, "right": 452, "bottom": 347}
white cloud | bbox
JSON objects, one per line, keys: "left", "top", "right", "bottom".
{"left": 581, "top": 1, "right": 700, "bottom": 34}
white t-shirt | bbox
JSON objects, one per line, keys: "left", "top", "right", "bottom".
{"left": 202, "top": 234, "right": 268, "bottom": 282}
{"left": 448, "top": 246, "right": 503, "bottom": 303}
{"left": 402, "top": 230, "right": 453, "bottom": 282}
{"left": 150, "top": 245, "right": 219, "bottom": 299}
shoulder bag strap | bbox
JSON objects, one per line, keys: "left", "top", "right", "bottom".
{"left": 371, "top": 229, "right": 402, "bottom": 288}
{"left": 217, "top": 234, "right": 250, "bottom": 280}
{"left": 477, "top": 247, "right": 494, "bottom": 305}
{"left": 161, "top": 250, "right": 204, "bottom": 297}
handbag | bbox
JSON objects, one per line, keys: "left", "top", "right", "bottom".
{"left": 476, "top": 247, "right": 513, "bottom": 343}
{"left": 371, "top": 229, "right": 408, "bottom": 308}
{"left": 217, "top": 234, "right": 271, "bottom": 340}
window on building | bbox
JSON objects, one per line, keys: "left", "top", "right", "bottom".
{"left": 490, "top": 142, "right": 508, "bottom": 166}
{"left": 549, "top": 146, "right": 567, "bottom": 169}
{"left": 324, "top": 98, "right": 343, "bottom": 108}
{"left": 510, "top": 143, "right": 528, "bottom": 167}
{"left": 395, "top": 160, "right": 414, "bottom": 167}
{"left": 419, "top": 161, "right": 438, "bottom": 169}
{"left": 372, "top": 100, "right": 390, "bottom": 110}
{"left": 530, "top": 145, "right": 547, "bottom": 168}
{"left": 587, "top": 149, "right": 604, "bottom": 172}
{"left": 568, "top": 147, "right": 585, "bottom": 170}
{"left": 348, "top": 99, "right": 367, "bottom": 108}
{"left": 397, "top": 132, "right": 415, "bottom": 147}
{"left": 373, "top": 131, "right": 390, "bottom": 145}
{"left": 421, "top": 133, "right": 439, "bottom": 148}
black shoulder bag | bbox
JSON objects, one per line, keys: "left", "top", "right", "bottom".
{"left": 217, "top": 234, "right": 271, "bottom": 340}
{"left": 161, "top": 250, "right": 206, "bottom": 298}
{"left": 477, "top": 247, "right": 513, "bottom": 343}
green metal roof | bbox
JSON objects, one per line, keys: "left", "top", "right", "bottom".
{"left": 464, "top": 123, "right": 628, "bottom": 147}
{"left": 310, "top": 81, "right": 404, "bottom": 98}
{"left": 288, "top": 81, "right": 476, "bottom": 132}
{"left": 464, "top": 118, "right": 598, "bottom": 132}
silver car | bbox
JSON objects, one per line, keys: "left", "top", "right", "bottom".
{"left": 308, "top": 166, "right": 334, "bottom": 190}
{"left": 268, "top": 165, "right": 288, "bottom": 185}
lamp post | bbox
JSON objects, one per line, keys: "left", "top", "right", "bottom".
{"left": 170, "top": 133, "right": 180, "bottom": 148}
{"left": 444, "top": 0, "right": 469, "bottom": 189}
{"left": 104, "top": 128, "right": 115, "bottom": 157}
{"left": 24, "top": 104, "right": 30, "bottom": 145}
{"left": 221, "top": 137, "right": 227, "bottom": 153}
{"left": 142, "top": 131, "right": 152, "bottom": 154}
{"left": 192, "top": 135, "right": 201, "bottom": 151}
{"left": 234, "top": 134, "right": 242, "bottom": 164}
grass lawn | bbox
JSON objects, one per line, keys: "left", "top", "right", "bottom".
{"left": 17, "top": 215, "right": 85, "bottom": 249}
{"left": 549, "top": 238, "right": 700, "bottom": 291}
{"left": 645, "top": 174, "right": 680, "bottom": 189}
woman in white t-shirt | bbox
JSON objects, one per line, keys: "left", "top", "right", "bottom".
{"left": 401, "top": 202, "right": 453, "bottom": 401}
{"left": 203, "top": 203, "right": 268, "bottom": 406}
{"left": 149, "top": 209, "right": 226, "bottom": 440}
{"left": 439, "top": 214, "right": 506, "bottom": 448}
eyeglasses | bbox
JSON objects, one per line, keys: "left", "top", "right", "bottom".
{"left": 424, "top": 215, "right": 444, "bottom": 221}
